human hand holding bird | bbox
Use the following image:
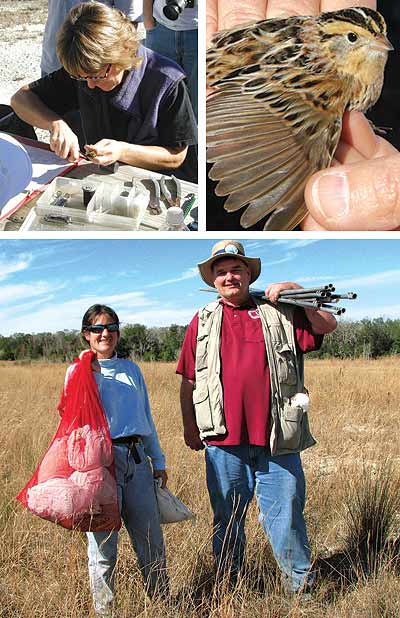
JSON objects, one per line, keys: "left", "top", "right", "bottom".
{"left": 207, "top": 1, "right": 398, "bottom": 230}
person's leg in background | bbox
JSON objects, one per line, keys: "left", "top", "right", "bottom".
{"left": 180, "top": 28, "right": 197, "bottom": 120}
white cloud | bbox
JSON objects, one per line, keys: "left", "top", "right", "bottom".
{"left": 145, "top": 267, "right": 199, "bottom": 288}
{"left": 335, "top": 270, "right": 400, "bottom": 289}
{"left": 0, "top": 282, "right": 54, "bottom": 305}
{"left": 269, "top": 239, "right": 321, "bottom": 248}
{"left": 347, "top": 303, "right": 400, "bottom": 321}
{"left": 0, "top": 253, "right": 33, "bottom": 280}
{"left": 285, "top": 270, "right": 400, "bottom": 289}
{"left": 122, "top": 307, "right": 195, "bottom": 327}
{"left": 1, "top": 290, "right": 167, "bottom": 335}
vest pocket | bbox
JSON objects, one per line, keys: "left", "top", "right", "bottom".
{"left": 276, "top": 399, "right": 304, "bottom": 451}
{"left": 275, "top": 343, "right": 297, "bottom": 386}
{"left": 195, "top": 334, "right": 209, "bottom": 371}
{"left": 192, "top": 387, "right": 214, "bottom": 432}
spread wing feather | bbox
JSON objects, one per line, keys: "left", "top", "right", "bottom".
{"left": 207, "top": 80, "right": 342, "bottom": 230}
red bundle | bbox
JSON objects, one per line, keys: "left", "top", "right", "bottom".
{"left": 16, "top": 351, "right": 121, "bottom": 532}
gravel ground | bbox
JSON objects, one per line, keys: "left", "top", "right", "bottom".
{"left": 0, "top": 1, "right": 47, "bottom": 105}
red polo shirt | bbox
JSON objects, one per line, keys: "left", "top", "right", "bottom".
{"left": 176, "top": 300, "right": 323, "bottom": 446}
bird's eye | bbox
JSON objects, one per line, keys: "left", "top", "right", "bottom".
{"left": 347, "top": 32, "right": 358, "bottom": 43}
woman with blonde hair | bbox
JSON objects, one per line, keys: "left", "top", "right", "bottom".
{"left": 11, "top": 1, "right": 197, "bottom": 180}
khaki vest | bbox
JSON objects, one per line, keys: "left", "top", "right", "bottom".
{"left": 193, "top": 297, "right": 316, "bottom": 455}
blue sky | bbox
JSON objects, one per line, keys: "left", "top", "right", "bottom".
{"left": 1, "top": 238, "right": 400, "bottom": 335}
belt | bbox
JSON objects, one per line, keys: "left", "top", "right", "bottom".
{"left": 112, "top": 435, "right": 141, "bottom": 463}
{"left": 112, "top": 435, "right": 141, "bottom": 445}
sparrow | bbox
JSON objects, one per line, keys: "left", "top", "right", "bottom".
{"left": 207, "top": 7, "right": 393, "bottom": 230}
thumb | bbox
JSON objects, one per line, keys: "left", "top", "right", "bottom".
{"left": 305, "top": 154, "right": 400, "bottom": 230}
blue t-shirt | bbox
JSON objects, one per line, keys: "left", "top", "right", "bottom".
{"left": 65, "top": 355, "right": 165, "bottom": 469}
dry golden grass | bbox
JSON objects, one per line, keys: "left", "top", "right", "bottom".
{"left": 0, "top": 358, "right": 399, "bottom": 618}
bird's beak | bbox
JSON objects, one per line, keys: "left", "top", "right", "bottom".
{"left": 371, "top": 34, "right": 394, "bottom": 52}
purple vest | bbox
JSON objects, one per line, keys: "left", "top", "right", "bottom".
{"left": 78, "top": 46, "right": 186, "bottom": 145}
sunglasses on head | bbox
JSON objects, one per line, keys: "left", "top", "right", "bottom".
{"left": 85, "top": 323, "right": 120, "bottom": 333}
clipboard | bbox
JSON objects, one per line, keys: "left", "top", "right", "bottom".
{"left": 0, "top": 137, "right": 79, "bottom": 223}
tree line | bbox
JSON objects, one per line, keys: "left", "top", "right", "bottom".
{"left": 0, "top": 324, "right": 187, "bottom": 363}
{"left": 0, "top": 318, "right": 400, "bottom": 363}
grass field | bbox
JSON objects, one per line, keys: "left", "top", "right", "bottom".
{"left": 0, "top": 358, "right": 399, "bottom": 618}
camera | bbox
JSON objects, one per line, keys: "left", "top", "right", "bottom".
{"left": 163, "top": 0, "right": 197, "bottom": 21}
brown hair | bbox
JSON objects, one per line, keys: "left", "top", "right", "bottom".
{"left": 56, "top": 1, "right": 142, "bottom": 76}
{"left": 81, "top": 304, "right": 120, "bottom": 346}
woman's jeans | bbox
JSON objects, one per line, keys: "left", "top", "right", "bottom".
{"left": 87, "top": 443, "right": 167, "bottom": 616}
{"left": 145, "top": 23, "right": 198, "bottom": 120}
{"left": 205, "top": 445, "right": 313, "bottom": 592}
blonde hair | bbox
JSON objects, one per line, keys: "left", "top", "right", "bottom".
{"left": 56, "top": 1, "right": 142, "bottom": 76}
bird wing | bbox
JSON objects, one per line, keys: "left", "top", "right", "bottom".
{"left": 207, "top": 24, "right": 344, "bottom": 230}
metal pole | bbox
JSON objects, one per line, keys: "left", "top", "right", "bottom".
{"left": 278, "top": 285, "right": 335, "bottom": 296}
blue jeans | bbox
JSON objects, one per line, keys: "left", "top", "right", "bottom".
{"left": 205, "top": 445, "right": 313, "bottom": 592}
{"left": 145, "top": 23, "right": 198, "bottom": 120}
{"left": 87, "top": 443, "right": 167, "bottom": 616}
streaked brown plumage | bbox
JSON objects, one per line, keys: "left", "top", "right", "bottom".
{"left": 207, "top": 7, "right": 392, "bottom": 230}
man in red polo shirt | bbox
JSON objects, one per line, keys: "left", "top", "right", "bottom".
{"left": 176, "top": 240, "right": 337, "bottom": 596}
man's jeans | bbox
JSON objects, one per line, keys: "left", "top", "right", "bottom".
{"left": 205, "top": 445, "right": 313, "bottom": 592}
{"left": 145, "top": 23, "right": 198, "bottom": 120}
{"left": 87, "top": 443, "right": 167, "bottom": 616}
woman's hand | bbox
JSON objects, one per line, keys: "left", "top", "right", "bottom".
{"left": 49, "top": 119, "right": 80, "bottom": 162}
{"left": 78, "top": 349, "right": 100, "bottom": 372}
{"left": 85, "top": 139, "right": 123, "bottom": 165}
{"left": 154, "top": 469, "right": 168, "bottom": 488}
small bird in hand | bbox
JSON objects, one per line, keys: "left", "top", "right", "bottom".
{"left": 207, "top": 7, "right": 393, "bottom": 231}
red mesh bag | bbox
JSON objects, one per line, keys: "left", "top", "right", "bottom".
{"left": 16, "top": 350, "right": 121, "bottom": 532}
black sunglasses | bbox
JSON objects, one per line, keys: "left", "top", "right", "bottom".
{"left": 84, "top": 323, "right": 120, "bottom": 333}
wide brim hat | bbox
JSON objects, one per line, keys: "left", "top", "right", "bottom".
{"left": 0, "top": 132, "right": 32, "bottom": 212}
{"left": 197, "top": 240, "right": 261, "bottom": 288}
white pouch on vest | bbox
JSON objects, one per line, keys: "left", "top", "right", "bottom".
{"left": 154, "top": 479, "right": 195, "bottom": 524}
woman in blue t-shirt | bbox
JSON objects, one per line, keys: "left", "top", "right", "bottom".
{"left": 65, "top": 303, "right": 168, "bottom": 616}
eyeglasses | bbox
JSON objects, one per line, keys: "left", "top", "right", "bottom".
{"left": 84, "top": 323, "right": 120, "bottom": 333}
{"left": 70, "top": 64, "right": 111, "bottom": 82}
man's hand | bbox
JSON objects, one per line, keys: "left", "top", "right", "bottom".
{"left": 180, "top": 377, "right": 204, "bottom": 451}
{"left": 49, "top": 119, "right": 80, "bottom": 162}
{"left": 154, "top": 469, "right": 168, "bottom": 488}
{"left": 184, "top": 422, "right": 204, "bottom": 451}
{"left": 265, "top": 282, "right": 302, "bottom": 304}
{"left": 265, "top": 281, "right": 337, "bottom": 333}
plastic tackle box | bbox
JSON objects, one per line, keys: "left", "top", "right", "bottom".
{"left": 20, "top": 176, "right": 149, "bottom": 231}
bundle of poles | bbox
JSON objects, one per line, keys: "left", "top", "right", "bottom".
{"left": 201, "top": 284, "right": 357, "bottom": 316}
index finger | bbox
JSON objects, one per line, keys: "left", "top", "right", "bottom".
{"left": 266, "top": 0, "right": 320, "bottom": 19}
{"left": 214, "top": 0, "right": 267, "bottom": 35}
{"left": 321, "top": 0, "right": 376, "bottom": 11}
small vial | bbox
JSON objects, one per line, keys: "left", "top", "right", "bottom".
{"left": 82, "top": 183, "right": 96, "bottom": 207}
{"left": 160, "top": 207, "right": 189, "bottom": 231}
